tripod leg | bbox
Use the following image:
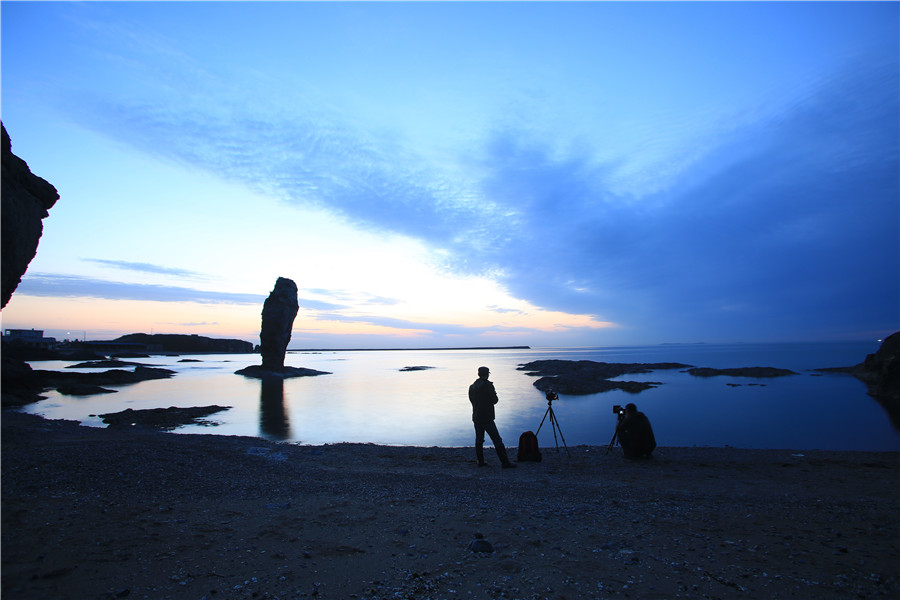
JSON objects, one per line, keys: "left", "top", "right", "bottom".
{"left": 536, "top": 405, "right": 551, "bottom": 436}
{"left": 549, "top": 410, "right": 560, "bottom": 451}
{"left": 550, "top": 409, "right": 570, "bottom": 456}
{"left": 606, "top": 429, "right": 618, "bottom": 454}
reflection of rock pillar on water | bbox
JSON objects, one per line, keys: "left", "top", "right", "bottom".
{"left": 259, "top": 378, "right": 291, "bottom": 440}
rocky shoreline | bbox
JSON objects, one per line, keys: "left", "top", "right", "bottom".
{"left": 2, "top": 410, "right": 898, "bottom": 600}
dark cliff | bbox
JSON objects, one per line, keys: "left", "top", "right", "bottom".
{"left": 1, "top": 123, "right": 60, "bottom": 308}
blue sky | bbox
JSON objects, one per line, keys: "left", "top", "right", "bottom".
{"left": 2, "top": 1, "right": 897, "bottom": 348}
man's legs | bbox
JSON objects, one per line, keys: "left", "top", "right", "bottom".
{"left": 482, "top": 421, "right": 513, "bottom": 466}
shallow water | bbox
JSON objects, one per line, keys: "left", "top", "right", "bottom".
{"left": 20, "top": 341, "right": 900, "bottom": 451}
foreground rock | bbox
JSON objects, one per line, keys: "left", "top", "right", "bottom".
{"left": 518, "top": 359, "right": 691, "bottom": 394}
{"left": 1, "top": 122, "right": 60, "bottom": 308}
{"left": 98, "top": 405, "right": 231, "bottom": 429}
{"left": 2, "top": 411, "right": 897, "bottom": 600}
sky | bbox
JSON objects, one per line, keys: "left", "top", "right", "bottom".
{"left": 1, "top": 1, "right": 897, "bottom": 349}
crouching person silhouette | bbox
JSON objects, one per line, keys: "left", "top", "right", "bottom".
{"left": 468, "top": 366, "right": 516, "bottom": 469}
{"left": 616, "top": 402, "right": 657, "bottom": 459}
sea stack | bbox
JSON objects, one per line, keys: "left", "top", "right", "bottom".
{"left": 260, "top": 277, "right": 300, "bottom": 368}
{"left": 235, "top": 277, "right": 330, "bottom": 379}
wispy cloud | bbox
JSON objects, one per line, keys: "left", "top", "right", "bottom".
{"left": 83, "top": 258, "right": 206, "bottom": 279}
{"left": 16, "top": 273, "right": 265, "bottom": 305}
{"left": 72, "top": 49, "right": 898, "bottom": 341}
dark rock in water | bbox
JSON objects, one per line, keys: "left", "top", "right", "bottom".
{"left": 260, "top": 278, "right": 299, "bottom": 369}
{"left": 66, "top": 359, "right": 152, "bottom": 369}
{"left": 57, "top": 384, "right": 117, "bottom": 396}
{"left": 399, "top": 366, "right": 435, "bottom": 372}
{"left": 235, "top": 365, "right": 331, "bottom": 379}
{"left": 686, "top": 367, "right": 797, "bottom": 378}
{"left": 99, "top": 405, "right": 230, "bottom": 430}
{"left": 1, "top": 123, "right": 60, "bottom": 308}
{"left": 3, "top": 359, "right": 176, "bottom": 407}
{"left": 517, "top": 359, "right": 691, "bottom": 395}
{"left": 28, "top": 366, "right": 176, "bottom": 396}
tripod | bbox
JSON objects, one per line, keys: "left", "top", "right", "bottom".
{"left": 536, "top": 392, "right": 569, "bottom": 456}
{"left": 606, "top": 411, "right": 625, "bottom": 454}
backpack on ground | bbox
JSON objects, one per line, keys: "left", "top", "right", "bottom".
{"left": 517, "top": 430, "right": 542, "bottom": 462}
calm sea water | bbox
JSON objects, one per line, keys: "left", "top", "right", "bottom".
{"left": 19, "top": 342, "right": 900, "bottom": 451}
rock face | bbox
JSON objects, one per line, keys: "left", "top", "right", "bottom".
{"left": 1, "top": 123, "right": 60, "bottom": 308}
{"left": 260, "top": 277, "right": 300, "bottom": 369}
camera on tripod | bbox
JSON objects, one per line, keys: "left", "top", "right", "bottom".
{"left": 545, "top": 390, "right": 559, "bottom": 403}
{"left": 613, "top": 404, "right": 625, "bottom": 417}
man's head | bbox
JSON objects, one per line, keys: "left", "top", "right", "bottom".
{"left": 625, "top": 403, "right": 638, "bottom": 415}
{"left": 477, "top": 366, "right": 490, "bottom": 378}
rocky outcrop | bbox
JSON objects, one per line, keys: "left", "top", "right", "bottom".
{"left": 820, "top": 332, "right": 900, "bottom": 429}
{"left": 1, "top": 361, "right": 177, "bottom": 407}
{"left": 854, "top": 332, "right": 900, "bottom": 405}
{"left": 260, "top": 277, "right": 300, "bottom": 369}
{"left": 517, "top": 360, "right": 692, "bottom": 395}
{"left": 1, "top": 123, "right": 60, "bottom": 308}
{"left": 235, "top": 278, "right": 331, "bottom": 380}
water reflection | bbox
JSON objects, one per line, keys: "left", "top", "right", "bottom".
{"left": 259, "top": 378, "right": 291, "bottom": 440}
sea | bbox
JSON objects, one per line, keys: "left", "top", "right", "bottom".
{"left": 17, "top": 341, "right": 900, "bottom": 451}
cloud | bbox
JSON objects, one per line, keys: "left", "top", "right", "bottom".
{"left": 16, "top": 273, "right": 266, "bottom": 305}
{"left": 82, "top": 258, "right": 207, "bottom": 279}
{"left": 74, "top": 52, "right": 898, "bottom": 341}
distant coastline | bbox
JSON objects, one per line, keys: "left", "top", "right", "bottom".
{"left": 288, "top": 346, "right": 531, "bottom": 352}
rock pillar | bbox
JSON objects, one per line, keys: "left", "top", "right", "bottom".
{"left": 259, "top": 277, "right": 299, "bottom": 369}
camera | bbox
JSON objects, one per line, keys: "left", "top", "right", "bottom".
{"left": 545, "top": 390, "right": 558, "bottom": 402}
{"left": 613, "top": 404, "right": 625, "bottom": 416}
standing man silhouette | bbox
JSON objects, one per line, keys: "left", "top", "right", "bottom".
{"left": 468, "top": 366, "right": 516, "bottom": 468}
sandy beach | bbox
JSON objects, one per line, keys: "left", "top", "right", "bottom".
{"left": 2, "top": 410, "right": 898, "bottom": 600}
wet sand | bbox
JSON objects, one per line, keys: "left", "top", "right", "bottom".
{"left": 2, "top": 410, "right": 898, "bottom": 599}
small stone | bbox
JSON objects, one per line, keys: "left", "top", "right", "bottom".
{"left": 468, "top": 539, "right": 494, "bottom": 553}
